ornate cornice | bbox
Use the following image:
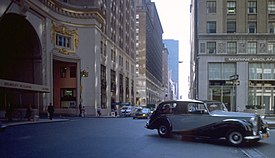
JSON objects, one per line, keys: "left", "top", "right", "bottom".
{"left": 40, "top": 0, "right": 105, "bottom": 24}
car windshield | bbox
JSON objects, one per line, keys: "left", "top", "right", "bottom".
{"left": 205, "top": 102, "right": 228, "bottom": 112}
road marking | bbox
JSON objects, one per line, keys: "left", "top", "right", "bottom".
{"left": 240, "top": 147, "right": 266, "bottom": 158}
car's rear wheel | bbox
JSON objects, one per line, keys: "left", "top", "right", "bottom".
{"left": 157, "top": 123, "right": 171, "bottom": 138}
{"left": 226, "top": 130, "right": 245, "bottom": 146}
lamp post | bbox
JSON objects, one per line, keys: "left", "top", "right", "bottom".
{"left": 230, "top": 74, "right": 239, "bottom": 111}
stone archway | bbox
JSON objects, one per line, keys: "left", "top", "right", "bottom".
{"left": 0, "top": 13, "right": 42, "bottom": 111}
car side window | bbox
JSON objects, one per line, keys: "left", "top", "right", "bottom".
{"left": 161, "top": 104, "right": 172, "bottom": 114}
{"left": 173, "top": 102, "right": 187, "bottom": 114}
{"left": 188, "top": 103, "right": 207, "bottom": 114}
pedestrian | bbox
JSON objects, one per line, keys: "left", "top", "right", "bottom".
{"left": 25, "top": 104, "right": 32, "bottom": 121}
{"left": 97, "top": 108, "right": 101, "bottom": 117}
{"left": 79, "top": 103, "right": 82, "bottom": 117}
{"left": 48, "top": 103, "right": 54, "bottom": 120}
{"left": 5, "top": 103, "right": 13, "bottom": 121}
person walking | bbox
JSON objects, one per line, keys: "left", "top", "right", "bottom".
{"left": 48, "top": 103, "right": 54, "bottom": 120}
{"left": 25, "top": 104, "right": 32, "bottom": 121}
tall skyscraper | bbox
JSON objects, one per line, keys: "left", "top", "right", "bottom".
{"left": 164, "top": 39, "right": 179, "bottom": 99}
{"left": 135, "top": 0, "right": 164, "bottom": 105}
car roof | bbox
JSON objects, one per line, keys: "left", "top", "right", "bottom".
{"left": 160, "top": 99, "right": 204, "bottom": 104}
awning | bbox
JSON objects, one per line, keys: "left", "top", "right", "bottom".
{"left": 0, "top": 79, "right": 50, "bottom": 93}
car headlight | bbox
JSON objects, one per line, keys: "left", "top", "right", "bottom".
{"left": 250, "top": 117, "right": 258, "bottom": 135}
{"left": 250, "top": 117, "right": 257, "bottom": 127}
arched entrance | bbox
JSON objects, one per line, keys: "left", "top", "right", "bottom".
{"left": 0, "top": 13, "right": 43, "bottom": 118}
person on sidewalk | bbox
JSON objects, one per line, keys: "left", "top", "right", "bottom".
{"left": 48, "top": 103, "right": 54, "bottom": 120}
{"left": 25, "top": 104, "right": 32, "bottom": 121}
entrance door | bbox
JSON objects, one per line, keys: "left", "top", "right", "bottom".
{"left": 208, "top": 86, "right": 233, "bottom": 111}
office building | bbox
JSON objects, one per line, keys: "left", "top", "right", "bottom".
{"left": 135, "top": 0, "right": 164, "bottom": 105}
{"left": 163, "top": 39, "right": 179, "bottom": 99}
{"left": 0, "top": 0, "right": 136, "bottom": 117}
{"left": 190, "top": 0, "right": 275, "bottom": 114}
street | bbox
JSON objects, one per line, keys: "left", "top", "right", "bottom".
{"left": 0, "top": 117, "right": 274, "bottom": 158}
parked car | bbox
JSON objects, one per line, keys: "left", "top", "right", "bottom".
{"left": 133, "top": 107, "right": 151, "bottom": 119}
{"left": 145, "top": 99, "right": 270, "bottom": 146}
{"left": 120, "top": 106, "right": 133, "bottom": 117}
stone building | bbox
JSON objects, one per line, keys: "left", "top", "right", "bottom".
{"left": 190, "top": 0, "right": 275, "bottom": 114}
{"left": 135, "top": 0, "right": 164, "bottom": 106}
{"left": 0, "top": 0, "right": 136, "bottom": 117}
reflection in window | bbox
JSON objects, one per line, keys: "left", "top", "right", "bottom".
{"left": 207, "top": 42, "right": 216, "bottom": 54}
{"left": 247, "top": 42, "right": 257, "bottom": 54}
{"left": 56, "top": 33, "right": 71, "bottom": 48}
{"left": 207, "top": 1, "right": 216, "bottom": 13}
{"left": 248, "top": 1, "right": 257, "bottom": 14}
{"left": 248, "top": 22, "right": 257, "bottom": 33}
{"left": 227, "top": 21, "right": 236, "bottom": 33}
{"left": 268, "top": 22, "right": 275, "bottom": 33}
{"left": 227, "top": 2, "right": 236, "bottom": 14}
{"left": 209, "top": 63, "right": 236, "bottom": 80}
{"left": 70, "top": 66, "right": 76, "bottom": 78}
{"left": 207, "top": 21, "right": 216, "bottom": 33}
{"left": 268, "top": 42, "right": 275, "bottom": 54}
{"left": 227, "top": 42, "right": 237, "bottom": 54}
{"left": 268, "top": 1, "right": 275, "bottom": 14}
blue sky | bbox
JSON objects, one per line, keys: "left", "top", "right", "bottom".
{"left": 152, "top": 0, "right": 191, "bottom": 99}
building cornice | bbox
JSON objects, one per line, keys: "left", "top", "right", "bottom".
{"left": 39, "top": 0, "right": 105, "bottom": 24}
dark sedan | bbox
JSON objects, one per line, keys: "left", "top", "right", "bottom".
{"left": 145, "top": 99, "right": 270, "bottom": 146}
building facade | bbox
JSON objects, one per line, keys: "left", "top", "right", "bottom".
{"left": 190, "top": 0, "right": 275, "bottom": 114}
{"left": 163, "top": 39, "right": 179, "bottom": 99}
{"left": 135, "top": 0, "right": 164, "bottom": 106}
{"left": 0, "top": 0, "right": 136, "bottom": 117}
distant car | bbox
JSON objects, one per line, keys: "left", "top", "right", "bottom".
{"left": 133, "top": 107, "right": 151, "bottom": 119}
{"left": 120, "top": 106, "right": 133, "bottom": 117}
{"left": 145, "top": 99, "right": 270, "bottom": 146}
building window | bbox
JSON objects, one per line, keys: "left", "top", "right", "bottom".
{"left": 60, "top": 67, "right": 67, "bottom": 78}
{"left": 268, "top": 42, "right": 275, "bottom": 54}
{"left": 249, "top": 63, "right": 275, "bottom": 80}
{"left": 268, "top": 0, "right": 275, "bottom": 14}
{"left": 227, "top": 2, "right": 236, "bottom": 14}
{"left": 207, "top": 21, "right": 216, "bottom": 33}
{"left": 60, "top": 88, "right": 76, "bottom": 108}
{"left": 209, "top": 63, "right": 236, "bottom": 80}
{"left": 248, "top": 22, "right": 257, "bottom": 33}
{"left": 207, "top": 1, "right": 216, "bottom": 13}
{"left": 207, "top": 42, "right": 216, "bottom": 54}
{"left": 247, "top": 42, "right": 257, "bottom": 54}
{"left": 227, "top": 21, "right": 236, "bottom": 33}
{"left": 227, "top": 42, "right": 237, "bottom": 54}
{"left": 56, "top": 33, "right": 71, "bottom": 48}
{"left": 248, "top": 1, "right": 257, "bottom": 14}
{"left": 268, "top": 22, "right": 275, "bottom": 33}
{"left": 70, "top": 66, "right": 76, "bottom": 78}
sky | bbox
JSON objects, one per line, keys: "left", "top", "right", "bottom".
{"left": 151, "top": 0, "right": 191, "bottom": 99}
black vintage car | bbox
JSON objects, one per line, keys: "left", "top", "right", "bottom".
{"left": 145, "top": 99, "right": 270, "bottom": 146}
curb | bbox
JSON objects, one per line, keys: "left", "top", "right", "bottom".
{"left": 2, "top": 119, "right": 69, "bottom": 127}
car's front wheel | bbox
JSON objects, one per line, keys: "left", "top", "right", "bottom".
{"left": 226, "top": 130, "right": 245, "bottom": 146}
{"left": 157, "top": 123, "right": 171, "bottom": 138}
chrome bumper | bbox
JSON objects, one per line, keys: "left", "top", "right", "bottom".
{"left": 244, "top": 128, "right": 270, "bottom": 140}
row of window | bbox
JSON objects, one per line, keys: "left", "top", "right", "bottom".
{"left": 207, "top": 1, "right": 275, "bottom": 14}
{"left": 209, "top": 63, "right": 275, "bottom": 80}
{"left": 204, "top": 41, "right": 275, "bottom": 54}
{"left": 207, "top": 21, "right": 275, "bottom": 34}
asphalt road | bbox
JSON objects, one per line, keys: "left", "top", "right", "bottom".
{"left": 0, "top": 117, "right": 274, "bottom": 158}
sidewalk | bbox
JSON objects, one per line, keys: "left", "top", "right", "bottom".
{"left": 1, "top": 118, "right": 69, "bottom": 128}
